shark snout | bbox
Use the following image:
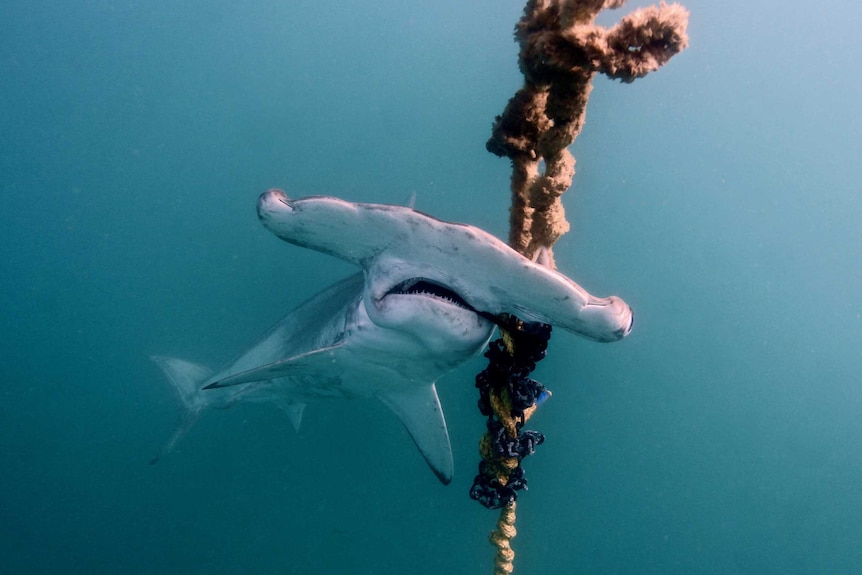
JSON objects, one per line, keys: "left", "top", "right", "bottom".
{"left": 257, "top": 188, "right": 293, "bottom": 222}
{"left": 608, "top": 296, "right": 634, "bottom": 341}
{"left": 576, "top": 295, "right": 634, "bottom": 342}
{"left": 618, "top": 300, "right": 634, "bottom": 339}
{"left": 258, "top": 188, "right": 299, "bottom": 240}
{"left": 257, "top": 188, "right": 293, "bottom": 219}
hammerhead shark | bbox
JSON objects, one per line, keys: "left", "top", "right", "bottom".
{"left": 151, "top": 189, "right": 633, "bottom": 483}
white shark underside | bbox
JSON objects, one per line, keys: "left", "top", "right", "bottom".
{"left": 152, "top": 191, "right": 633, "bottom": 483}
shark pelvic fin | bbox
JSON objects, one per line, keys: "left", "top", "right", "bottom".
{"left": 378, "top": 384, "right": 454, "bottom": 485}
{"left": 272, "top": 398, "right": 306, "bottom": 431}
{"left": 203, "top": 344, "right": 347, "bottom": 389}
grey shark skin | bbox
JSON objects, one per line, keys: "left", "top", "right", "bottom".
{"left": 152, "top": 271, "right": 494, "bottom": 483}
{"left": 152, "top": 190, "right": 632, "bottom": 483}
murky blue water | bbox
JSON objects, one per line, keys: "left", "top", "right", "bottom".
{"left": 2, "top": 0, "right": 861, "bottom": 573}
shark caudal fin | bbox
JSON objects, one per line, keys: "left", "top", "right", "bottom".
{"left": 149, "top": 356, "right": 213, "bottom": 465}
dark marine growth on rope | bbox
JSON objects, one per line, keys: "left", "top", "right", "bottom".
{"left": 470, "top": 314, "right": 552, "bottom": 509}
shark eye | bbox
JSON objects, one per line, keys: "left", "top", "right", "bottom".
{"left": 387, "top": 278, "right": 474, "bottom": 311}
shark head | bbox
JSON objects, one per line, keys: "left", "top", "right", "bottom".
{"left": 258, "top": 189, "right": 633, "bottom": 343}
{"left": 257, "top": 189, "right": 494, "bottom": 367}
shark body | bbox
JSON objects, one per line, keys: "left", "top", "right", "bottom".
{"left": 152, "top": 190, "right": 633, "bottom": 483}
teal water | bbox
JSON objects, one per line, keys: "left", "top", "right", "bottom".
{"left": 2, "top": 0, "right": 861, "bottom": 573}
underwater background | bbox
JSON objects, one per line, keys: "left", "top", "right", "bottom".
{"left": 2, "top": 0, "right": 860, "bottom": 573}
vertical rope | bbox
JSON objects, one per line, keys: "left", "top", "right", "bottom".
{"left": 489, "top": 502, "right": 517, "bottom": 575}
{"left": 471, "top": 316, "right": 551, "bottom": 574}
{"left": 479, "top": 2, "right": 688, "bottom": 571}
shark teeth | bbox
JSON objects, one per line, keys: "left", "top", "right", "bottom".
{"left": 387, "top": 278, "right": 474, "bottom": 311}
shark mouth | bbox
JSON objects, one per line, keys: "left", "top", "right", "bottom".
{"left": 386, "top": 278, "right": 476, "bottom": 312}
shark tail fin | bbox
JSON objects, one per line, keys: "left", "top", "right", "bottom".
{"left": 149, "top": 355, "right": 213, "bottom": 464}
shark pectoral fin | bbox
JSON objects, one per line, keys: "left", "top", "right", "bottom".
{"left": 203, "top": 344, "right": 346, "bottom": 390}
{"left": 378, "top": 384, "right": 454, "bottom": 485}
{"left": 272, "top": 398, "right": 306, "bottom": 431}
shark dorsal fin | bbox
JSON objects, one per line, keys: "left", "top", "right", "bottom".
{"left": 378, "top": 384, "right": 454, "bottom": 485}
{"left": 531, "top": 246, "right": 552, "bottom": 268}
{"left": 403, "top": 191, "right": 417, "bottom": 209}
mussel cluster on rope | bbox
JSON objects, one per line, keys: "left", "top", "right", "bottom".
{"left": 470, "top": 314, "right": 552, "bottom": 509}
